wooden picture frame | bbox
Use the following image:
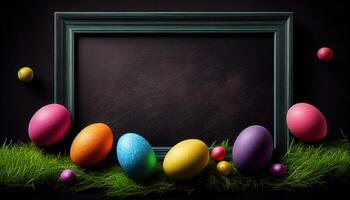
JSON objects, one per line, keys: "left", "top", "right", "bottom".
{"left": 54, "top": 12, "right": 293, "bottom": 158}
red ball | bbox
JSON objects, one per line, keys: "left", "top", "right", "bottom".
{"left": 317, "top": 47, "right": 333, "bottom": 61}
{"left": 211, "top": 146, "right": 226, "bottom": 161}
{"left": 286, "top": 103, "right": 327, "bottom": 142}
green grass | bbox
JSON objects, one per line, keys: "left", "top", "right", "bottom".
{"left": 272, "top": 140, "right": 350, "bottom": 190}
{"left": 1, "top": 140, "right": 350, "bottom": 197}
{"left": 0, "top": 142, "right": 82, "bottom": 189}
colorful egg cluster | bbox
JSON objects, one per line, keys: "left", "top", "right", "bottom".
{"left": 27, "top": 100, "right": 328, "bottom": 181}
{"left": 28, "top": 105, "right": 116, "bottom": 169}
{"left": 117, "top": 133, "right": 157, "bottom": 179}
{"left": 163, "top": 139, "right": 209, "bottom": 180}
{"left": 23, "top": 45, "right": 334, "bottom": 183}
{"left": 210, "top": 146, "right": 232, "bottom": 175}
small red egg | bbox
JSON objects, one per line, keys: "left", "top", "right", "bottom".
{"left": 211, "top": 146, "right": 226, "bottom": 161}
{"left": 317, "top": 47, "right": 333, "bottom": 61}
{"left": 286, "top": 103, "right": 327, "bottom": 142}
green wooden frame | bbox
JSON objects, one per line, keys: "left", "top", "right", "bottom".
{"left": 54, "top": 12, "right": 293, "bottom": 158}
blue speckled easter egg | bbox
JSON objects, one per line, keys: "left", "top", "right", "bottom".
{"left": 116, "top": 133, "right": 157, "bottom": 179}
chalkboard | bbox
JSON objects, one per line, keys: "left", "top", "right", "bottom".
{"left": 75, "top": 33, "right": 274, "bottom": 146}
{"left": 54, "top": 12, "right": 293, "bottom": 156}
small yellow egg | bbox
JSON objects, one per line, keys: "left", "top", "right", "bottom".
{"left": 18, "top": 67, "right": 34, "bottom": 82}
{"left": 217, "top": 161, "right": 232, "bottom": 176}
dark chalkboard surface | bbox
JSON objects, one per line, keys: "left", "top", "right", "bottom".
{"left": 76, "top": 33, "right": 274, "bottom": 146}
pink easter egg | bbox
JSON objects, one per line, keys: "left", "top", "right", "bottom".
{"left": 286, "top": 103, "right": 327, "bottom": 142}
{"left": 28, "top": 103, "right": 71, "bottom": 146}
{"left": 317, "top": 47, "right": 333, "bottom": 62}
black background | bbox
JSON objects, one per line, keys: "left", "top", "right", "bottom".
{"left": 1, "top": 0, "right": 350, "bottom": 199}
{"left": 76, "top": 34, "right": 274, "bottom": 146}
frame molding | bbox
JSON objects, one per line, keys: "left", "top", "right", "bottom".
{"left": 54, "top": 12, "right": 293, "bottom": 159}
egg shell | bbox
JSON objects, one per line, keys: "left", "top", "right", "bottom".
{"left": 70, "top": 123, "right": 113, "bottom": 167}
{"left": 232, "top": 125, "right": 273, "bottom": 172}
{"left": 59, "top": 169, "right": 75, "bottom": 183}
{"left": 117, "top": 133, "right": 157, "bottom": 179}
{"left": 317, "top": 47, "right": 333, "bottom": 61}
{"left": 163, "top": 139, "right": 209, "bottom": 180}
{"left": 216, "top": 161, "right": 232, "bottom": 176}
{"left": 211, "top": 146, "right": 226, "bottom": 161}
{"left": 286, "top": 103, "right": 327, "bottom": 142}
{"left": 18, "top": 67, "right": 34, "bottom": 82}
{"left": 28, "top": 103, "right": 71, "bottom": 146}
{"left": 270, "top": 163, "right": 286, "bottom": 178}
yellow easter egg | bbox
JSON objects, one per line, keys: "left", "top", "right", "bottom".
{"left": 18, "top": 67, "right": 34, "bottom": 82}
{"left": 217, "top": 161, "right": 232, "bottom": 176}
{"left": 163, "top": 139, "right": 209, "bottom": 180}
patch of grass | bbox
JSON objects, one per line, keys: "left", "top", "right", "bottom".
{"left": 0, "top": 142, "right": 176, "bottom": 197}
{"left": 271, "top": 139, "right": 350, "bottom": 190}
{"left": 1, "top": 140, "right": 350, "bottom": 197}
{"left": 0, "top": 142, "right": 81, "bottom": 189}
{"left": 70, "top": 166, "right": 176, "bottom": 197}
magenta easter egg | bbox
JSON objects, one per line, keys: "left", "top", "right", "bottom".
{"left": 286, "top": 103, "right": 327, "bottom": 142}
{"left": 270, "top": 163, "right": 286, "bottom": 178}
{"left": 232, "top": 125, "right": 273, "bottom": 172}
{"left": 28, "top": 103, "right": 71, "bottom": 146}
{"left": 59, "top": 169, "right": 75, "bottom": 183}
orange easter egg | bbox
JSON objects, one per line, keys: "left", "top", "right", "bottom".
{"left": 70, "top": 123, "right": 113, "bottom": 167}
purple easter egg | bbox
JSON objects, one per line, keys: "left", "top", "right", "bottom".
{"left": 270, "top": 163, "right": 286, "bottom": 178}
{"left": 232, "top": 125, "right": 273, "bottom": 172}
{"left": 59, "top": 169, "right": 75, "bottom": 183}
